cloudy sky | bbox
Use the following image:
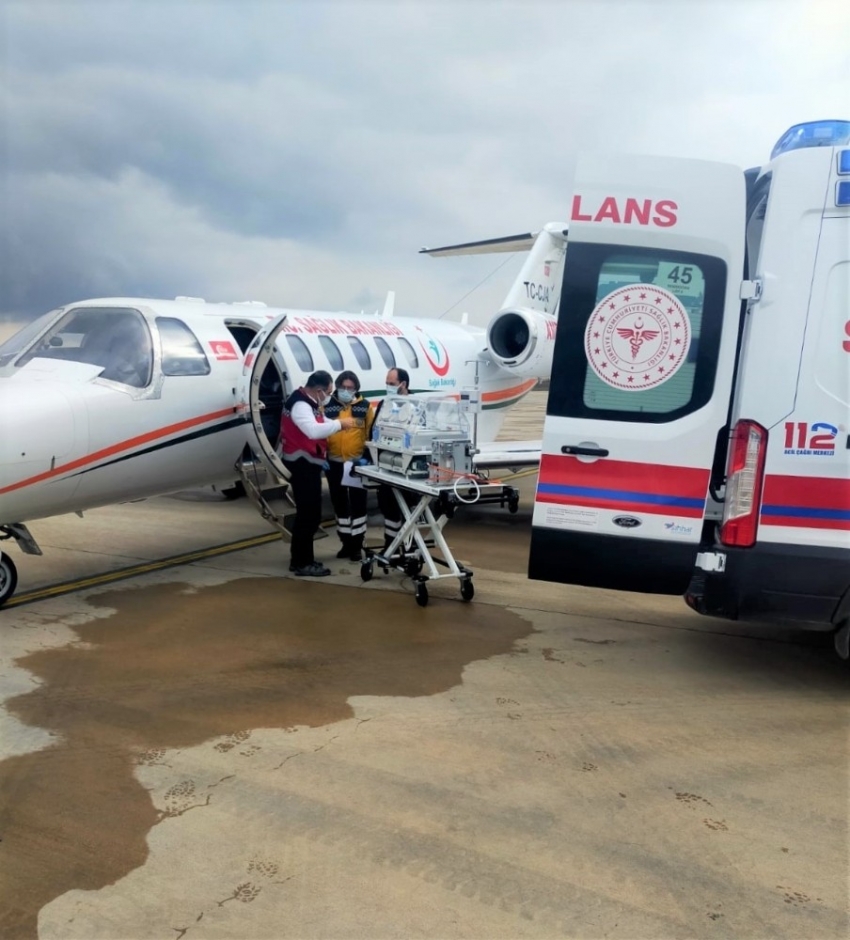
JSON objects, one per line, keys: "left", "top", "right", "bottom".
{"left": 1, "top": 0, "right": 847, "bottom": 325}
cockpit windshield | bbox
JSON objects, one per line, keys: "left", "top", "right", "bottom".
{"left": 15, "top": 307, "right": 154, "bottom": 388}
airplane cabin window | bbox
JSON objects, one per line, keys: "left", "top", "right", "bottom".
{"left": 373, "top": 336, "right": 396, "bottom": 369}
{"left": 16, "top": 306, "right": 153, "bottom": 388}
{"left": 156, "top": 317, "right": 211, "bottom": 376}
{"left": 346, "top": 335, "right": 371, "bottom": 370}
{"left": 318, "top": 335, "right": 344, "bottom": 371}
{"left": 285, "top": 334, "right": 314, "bottom": 372}
{"left": 397, "top": 337, "right": 419, "bottom": 369}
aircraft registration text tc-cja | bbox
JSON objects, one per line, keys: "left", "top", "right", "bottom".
{"left": 0, "top": 227, "right": 566, "bottom": 606}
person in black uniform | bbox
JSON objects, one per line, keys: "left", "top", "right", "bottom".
{"left": 279, "top": 370, "right": 357, "bottom": 576}
{"left": 324, "top": 371, "right": 374, "bottom": 562}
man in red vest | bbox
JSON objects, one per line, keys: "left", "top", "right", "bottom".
{"left": 280, "top": 370, "right": 357, "bottom": 576}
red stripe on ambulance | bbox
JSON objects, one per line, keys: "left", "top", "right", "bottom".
{"left": 538, "top": 455, "right": 708, "bottom": 518}
{"left": 761, "top": 474, "right": 850, "bottom": 531}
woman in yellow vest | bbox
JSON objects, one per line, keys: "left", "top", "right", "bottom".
{"left": 324, "top": 371, "right": 375, "bottom": 561}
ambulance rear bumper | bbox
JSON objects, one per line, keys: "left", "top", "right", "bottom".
{"left": 686, "top": 541, "right": 850, "bottom": 628}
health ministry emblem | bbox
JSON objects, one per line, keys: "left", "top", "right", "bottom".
{"left": 584, "top": 285, "right": 691, "bottom": 391}
{"left": 415, "top": 327, "right": 451, "bottom": 377}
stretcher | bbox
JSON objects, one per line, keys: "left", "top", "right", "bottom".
{"left": 355, "top": 464, "right": 520, "bottom": 606}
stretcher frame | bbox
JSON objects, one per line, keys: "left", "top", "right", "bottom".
{"left": 355, "top": 464, "right": 519, "bottom": 606}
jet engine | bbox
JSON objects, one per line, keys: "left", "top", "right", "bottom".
{"left": 485, "top": 307, "right": 557, "bottom": 379}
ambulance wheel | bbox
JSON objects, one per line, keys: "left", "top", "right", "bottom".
{"left": 360, "top": 561, "right": 373, "bottom": 583}
{"left": 833, "top": 619, "right": 850, "bottom": 661}
{"left": 0, "top": 554, "right": 18, "bottom": 607}
{"left": 415, "top": 583, "right": 429, "bottom": 607}
{"left": 460, "top": 578, "right": 474, "bottom": 602}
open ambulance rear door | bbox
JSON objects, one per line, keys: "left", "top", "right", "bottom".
{"left": 529, "top": 154, "right": 746, "bottom": 594}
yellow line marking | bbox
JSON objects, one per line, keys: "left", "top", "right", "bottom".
{"left": 5, "top": 531, "right": 284, "bottom": 608}
{"left": 3, "top": 479, "right": 541, "bottom": 610}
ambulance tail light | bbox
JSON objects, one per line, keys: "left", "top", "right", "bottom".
{"left": 720, "top": 420, "right": 767, "bottom": 548}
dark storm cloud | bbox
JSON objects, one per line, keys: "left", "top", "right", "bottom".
{"left": 1, "top": 0, "right": 847, "bottom": 319}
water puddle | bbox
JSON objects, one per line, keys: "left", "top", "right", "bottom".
{"left": 0, "top": 577, "right": 533, "bottom": 937}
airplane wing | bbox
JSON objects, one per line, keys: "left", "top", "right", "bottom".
{"left": 419, "top": 232, "right": 538, "bottom": 257}
{"left": 472, "top": 440, "right": 541, "bottom": 471}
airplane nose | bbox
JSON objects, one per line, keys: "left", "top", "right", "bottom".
{"left": 0, "top": 381, "right": 82, "bottom": 515}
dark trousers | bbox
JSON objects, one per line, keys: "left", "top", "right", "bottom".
{"left": 378, "top": 482, "right": 415, "bottom": 548}
{"left": 326, "top": 461, "right": 369, "bottom": 549}
{"left": 284, "top": 457, "right": 323, "bottom": 568}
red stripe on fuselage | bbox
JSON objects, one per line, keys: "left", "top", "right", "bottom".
{"left": 481, "top": 379, "right": 537, "bottom": 403}
{"left": 0, "top": 407, "right": 238, "bottom": 496}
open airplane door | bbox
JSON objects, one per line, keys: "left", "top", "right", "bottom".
{"left": 529, "top": 153, "right": 747, "bottom": 594}
{"left": 237, "top": 314, "right": 290, "bottom": 478}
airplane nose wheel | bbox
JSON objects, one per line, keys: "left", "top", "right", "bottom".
{"left": 0, "top": 553, "right": 18, "bottom": 607}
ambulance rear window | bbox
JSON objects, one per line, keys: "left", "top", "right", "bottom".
{"left": 583, "top": 255, "right": 705, "bottom": 414}
{"left": 549, "top": 245, "right": 727, "bottom": 424}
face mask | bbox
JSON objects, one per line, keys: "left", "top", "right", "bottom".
{"left": 337, "top": 389, "right": 355, "bottom": 404}
{"left": 320, "top": 392, "right": 332, "bottom": 407}
{"left": 386, "top": 385, "right": 399, "bottom": 396}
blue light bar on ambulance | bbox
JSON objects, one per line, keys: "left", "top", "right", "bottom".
{"left": 771, "top": 120, "right": 850, "bottom": 159}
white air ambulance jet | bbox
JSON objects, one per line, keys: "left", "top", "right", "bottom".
{"left": 0, "top": 223, "right": 568, "bottom": 606}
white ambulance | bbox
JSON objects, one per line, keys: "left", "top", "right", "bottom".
{"left": 529, "top": 120, "right": 850, "bottom": 656}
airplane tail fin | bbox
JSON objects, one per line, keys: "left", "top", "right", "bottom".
{"left": 423, "top": 222, "right": 569, "bottom": 379}
{"left": 421, "top": 222, "right": 568, "bottom": 316}
{"left": 419, "top": 232, "right": 538, "bottom": 257}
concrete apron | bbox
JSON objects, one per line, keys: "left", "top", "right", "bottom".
{"left": 0, "top": 498, "right": 848, "bottom": 938}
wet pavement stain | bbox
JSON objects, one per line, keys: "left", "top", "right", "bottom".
{"left": 437, "top": 511, "right": 532, "bottom": 574}
{"left": 0, "top": 577, "right": 534, "bottom": 939}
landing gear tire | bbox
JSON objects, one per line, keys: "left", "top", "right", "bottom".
{"left": 0, "top": 554, "right": 18, "bottom": 608}
{"left": 460, "top": 578, "right": 474, "bottom": 602}
{"left": 415, "top": 583, "right": 429, "bottom": 607}
{"left": 360, "top": 561, "right": 374, "bottom": 583}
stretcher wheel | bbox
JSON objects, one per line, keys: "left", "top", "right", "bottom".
{"left": 508, "top": 497, "right": 519, "bottom": 514}
{"left": 360, "top": 561, "right": 373, "bottom": 582}
{"left": 415, "top": 583, "right": 429, "bottom": 607}
{"left": 460, "top": 578, "right": 474, "bottom": 602}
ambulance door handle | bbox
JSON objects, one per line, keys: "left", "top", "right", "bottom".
{"left": 561, "top": 444, "right": 609, "bottom": 458}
